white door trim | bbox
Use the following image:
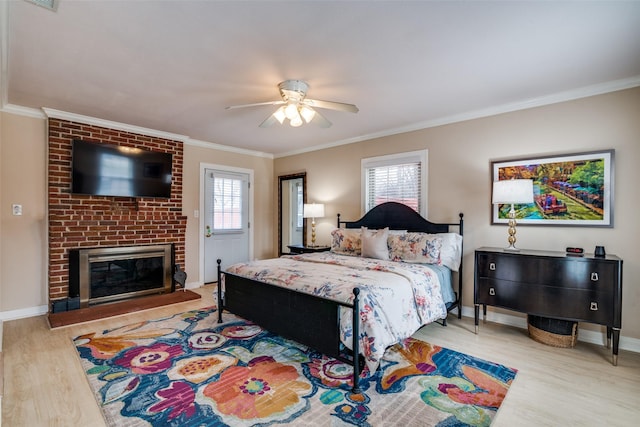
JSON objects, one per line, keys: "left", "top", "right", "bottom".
{"left": 199, "top": 163, "right": 254, "bottom": 284}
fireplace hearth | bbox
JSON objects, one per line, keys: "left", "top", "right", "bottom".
{"left": 69, "top": 244, "right": 174, "bottom": 308}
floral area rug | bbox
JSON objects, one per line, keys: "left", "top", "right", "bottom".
{"left": 73, "top": 306, "right": 517, "bottom": 426}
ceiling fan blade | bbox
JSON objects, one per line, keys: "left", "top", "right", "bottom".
{"left": 311, "top": 109, "right": 332, "bottom": 128}
{"left": 225, "top": 100, "right": 284, "bottom": 110}
{"left": 259, "top": 113, "right": 279, "bottom": 128}
{"left": 303, "top": 98, "right": 359, "bottom": 113}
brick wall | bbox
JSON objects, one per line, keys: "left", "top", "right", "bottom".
{"left": 48, "top": 119, "right": 187, "bottom": 303}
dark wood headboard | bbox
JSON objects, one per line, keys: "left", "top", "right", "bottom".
{"left": 337, "top": 202, "right": 463, "bottom": 234}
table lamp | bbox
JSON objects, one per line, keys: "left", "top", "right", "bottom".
{"left": 492, "top": 179, "right": 534, "bottom": 251}
{"left": 303, "top": 203, "right": 325, "bottom": 247}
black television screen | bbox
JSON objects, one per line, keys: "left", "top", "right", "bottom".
{"left": 72, "top": 139, "right": 172, "bottom": 198}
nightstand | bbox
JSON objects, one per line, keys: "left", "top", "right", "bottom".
{"left": 474, "top": 247, "right": 623, "bottom": 365}
{"left": 287, "top": 245, "right": 330, "bottom": 254}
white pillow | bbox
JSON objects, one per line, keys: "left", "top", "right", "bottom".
{"left": 361, "top": 227, "right": 390, "bottom": 260}
{"left": 439, "top": 233, "right": 463, "bottom": 271}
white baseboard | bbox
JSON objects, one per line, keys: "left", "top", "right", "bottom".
{"left": 184, "top": 280, "right": 205, "bottom": 290}
{"left": 459, "top": 305, "right": 640, "bottom": 354}
{"left": 0, "top": 305, "right": 48, "bottom": 322}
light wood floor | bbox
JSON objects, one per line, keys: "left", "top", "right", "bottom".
{"left": 2, "top": 285, "right": 639, "bottom": 427}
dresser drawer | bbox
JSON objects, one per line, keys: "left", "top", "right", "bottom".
{"left": 476, "top": 278, "right": 614, "bottom": 325}
{"left": 476, "top": 253, "right": 541, "bottom": 283}
{"left": 536, "top": 257, "right": 617, "bottom": 291}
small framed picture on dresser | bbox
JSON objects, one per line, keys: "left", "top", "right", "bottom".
{"left": 491, "top": 150, "right": 614, "bottom": 227}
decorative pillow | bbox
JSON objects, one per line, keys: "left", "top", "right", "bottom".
{"left": 330, "top": 228, "right": 362, "bottom": 256}
{"left": 439, "top": 232, "right": 463, "bottom": 271}
{"left": 361, "top": 227, "right": 390, "bottom": 260}
{"left": 388, "top": 232, "right": 442, "bottom": 264}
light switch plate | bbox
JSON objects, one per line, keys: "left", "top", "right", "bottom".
{"left": 12, "top": 204, "right": 23, "bottom": 216}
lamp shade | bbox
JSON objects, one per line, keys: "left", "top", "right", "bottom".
{"left": 303, "top": 203, "right": 325, "bottom": 218}
{"left": 492, "top": 179, "right": 534, "bottom": 204}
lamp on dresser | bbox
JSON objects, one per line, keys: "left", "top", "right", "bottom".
{"left": 492, "top": 179, "right": 533, "bottom": 251}
{"left": 303, "top": 203, "right": 325, "bottom": 247}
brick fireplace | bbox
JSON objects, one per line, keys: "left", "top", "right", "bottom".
{"left": 47, "top": 118, "right": 187, "bottom": 309}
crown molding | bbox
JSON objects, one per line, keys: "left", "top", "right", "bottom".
{"left": 1, "top": 103, "right": 46, "bottom": 119}
{"left": 185, "top": 138, "right": 273, "bottom": 159}
{"left": 41, "top": 108, "right": 190, "bottom": 142}
{"left": 275, "top": 76, "right": 640, "bottom": 158}
{"left": 2, "top": 104, "right": 273, "bottom": 158}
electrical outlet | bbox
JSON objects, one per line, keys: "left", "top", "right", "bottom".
{"left": 12, "top": 204, "right": 23, "bottom": 216}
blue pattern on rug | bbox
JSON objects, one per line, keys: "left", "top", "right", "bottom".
{"left": 74, "top": 307, "right": 517, "bottom": 426}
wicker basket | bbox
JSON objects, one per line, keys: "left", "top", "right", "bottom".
{"left": 527, "top": 315, "right": 578, "bottom": 348}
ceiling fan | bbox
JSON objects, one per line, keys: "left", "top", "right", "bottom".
{"left": 225, "top": 80, "right": 359, "bottom": 128}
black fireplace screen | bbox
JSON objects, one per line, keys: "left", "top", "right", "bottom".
{"left": 90, "top": 256, "right": 164, "bottom": 299}
{"left": 69, "top": 244, "right": 174, "bottom": 307}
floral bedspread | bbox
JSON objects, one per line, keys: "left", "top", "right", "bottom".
{"left": 224, "top": 252, "right": 447, "bottom": 372}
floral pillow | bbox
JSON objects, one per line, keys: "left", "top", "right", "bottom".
{"left": 388, "top": 232, "right": 442, "bottom": 264}
{"left": 330, "top": 228, "right": 362, "bottom": 256}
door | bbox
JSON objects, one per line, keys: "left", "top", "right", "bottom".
{"left": 204, "top": 169, "right": 250, "bottom": 282}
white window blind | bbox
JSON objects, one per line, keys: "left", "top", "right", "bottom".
{"left": 209, "top": 173, "right": 245, "bottom": 231}
{"left": 362, "top": 150, "right": 428, "bottom": 214}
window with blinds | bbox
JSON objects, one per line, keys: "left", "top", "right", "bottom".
{"left": 209, "top": 173, "right": 245, "bottom": 231}
{"left": 362, "top": 150, "right": 428, "bottom": 214}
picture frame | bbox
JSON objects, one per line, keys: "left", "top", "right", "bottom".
{"left": 491, "top": 150, "right": 614, "bottom": 227}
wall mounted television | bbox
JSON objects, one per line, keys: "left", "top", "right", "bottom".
{"left": 71, "top": 139, "right": 172, "bottom": 199}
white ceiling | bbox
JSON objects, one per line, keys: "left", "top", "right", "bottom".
{"left": 3, "top": 0, "right": 640, "bottom": 156}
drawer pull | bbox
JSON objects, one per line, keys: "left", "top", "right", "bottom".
{"left": 590, "top": 302, "right": 598, "bottom": 311}
{"left": 489, "top": 288, "right": 496, "bottom": 296}
{"left": 489, "top": 262, "right": 496, "bottom": 271}
{"left": 591, "top": 272, "right": 599, "bottom": 282}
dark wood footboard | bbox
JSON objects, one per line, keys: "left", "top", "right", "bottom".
{"left": 217, "top": 259, "right": 362, "bottom": 393}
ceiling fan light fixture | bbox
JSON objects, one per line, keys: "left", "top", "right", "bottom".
{"left": 227, "top": 79, "right": 357, "bottom": 129}
{"left": 290, "top": 115, "right": 303, "bottom": 127}
{"left": 284, "top": 103, "right": 299, "bottom": 120}
{"left": 299, "top": 105, "right": 316, "bottom": 123}
{"left": 273, "top": 106, "right": 286, "bottom": 124}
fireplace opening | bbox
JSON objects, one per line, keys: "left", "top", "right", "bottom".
{"left": 69, "top": 244, "right": 174, "bottom": 307}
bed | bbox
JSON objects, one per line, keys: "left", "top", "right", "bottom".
{"left": 217, "top": 202, "right": 463, "bottom": 392}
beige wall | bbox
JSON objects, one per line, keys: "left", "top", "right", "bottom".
{"left": 0, "top": 112, "right": 48, "bottom": 312}
{"left": 275, "top": 87, "right": 640, "bottom": 342}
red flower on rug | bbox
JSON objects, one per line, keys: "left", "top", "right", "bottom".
{"left": 115, "top": 342, "right": 184, "bottom": 374}
{"left": 308, "top": 356, "right": 353, "bottom": 387}
{"left": 149, "top": 381, "right": 197, "bottom": 420}
{"left": 200, "top": 355, "right": 312, "bottom": 422}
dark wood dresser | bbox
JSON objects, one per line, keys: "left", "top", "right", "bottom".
{"left": 474, "top": 246, "right": 623, "bottom": 365}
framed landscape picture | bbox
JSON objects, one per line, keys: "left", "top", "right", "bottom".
{"left": 491, "top": 150, "right": 614, "bottom": 227}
